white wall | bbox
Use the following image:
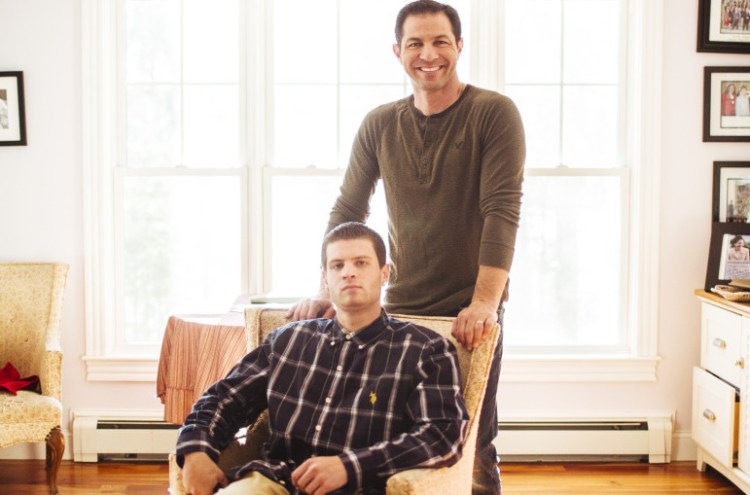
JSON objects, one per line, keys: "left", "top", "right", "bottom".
{"left": 0, "top": 0, "right": 746, "bottom": 460}
{"left": 0, "top": 0, "right": 163, "bottom": 458}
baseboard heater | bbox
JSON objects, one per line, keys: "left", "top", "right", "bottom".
{"left": 72, "top": 412, "right": 673, "bottom": 464}
{"left": 72, "top": 414, "right": 179, "bottom": 462}
{"left": 495, "top": 414, "right": 673, "bottom": 463}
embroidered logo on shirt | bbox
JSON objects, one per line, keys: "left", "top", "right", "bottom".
{"left": 369, "top": 391, "right": 377, "bottom": 405}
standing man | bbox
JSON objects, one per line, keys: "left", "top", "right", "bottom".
{"left": 179, "top": 222, "right": 468, "bottom": 495}
{"left": 289, "top": 1, "right": 525, "bottom": 494}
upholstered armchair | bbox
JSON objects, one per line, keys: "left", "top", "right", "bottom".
{"left": 0, "top": 263, "right": 69, "bottom": 495}
{"left": 169, "top": 307, "right": 500, "bottom": 495}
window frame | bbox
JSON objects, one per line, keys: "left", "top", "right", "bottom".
{"left": 81, "top": 0, "right": 663, "bottom": 382}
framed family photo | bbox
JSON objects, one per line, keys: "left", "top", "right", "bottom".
{"left": 713, "top": 161, "right": 750, "bottom": 222}
{"left": 698, "top": 0, "right": 750, "bottom": 53}
{"left": 706, "top": 223, "right": 750, "bottom": 290}
{"left": 0, "top": 71, "right": 27, "bottom": 146}
{"left": 703, "top": 66, "right": 750, "bottom": 142}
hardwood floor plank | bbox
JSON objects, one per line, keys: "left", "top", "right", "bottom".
{"left": 0, "top": 459, "right": 745, "bottom": 494}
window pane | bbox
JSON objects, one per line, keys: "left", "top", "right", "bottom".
{"left": 183, "top": 0, "right": 239, "bottom": 83}
{"left": 562, "top": 85, "right": 618, "bottom": 167}
{"left": 505, "top": 0, "right": 562, "bottom": 84}
{"left": 273, "top": 85, "right": 338, "bottom": 168}
{"left": 340, "top": 0, "right": 406, "bottom": 84}
{"left": 269, "top": 175, "right": 388, "bottom": 295}
{"left": 269, "top": 175, "right": 342, "bottom": 295}
{"left": 504, "top": 175, "right": 623, "bottom": 349}
{"left": 564, "top": 0, "right": 619, "bottom": 84}
{"left": 125, "top": 0, "right": 180, "bottom": 83}
{"left": 183, "top": 85, "right": 240, "bottom": 166}
{"left": 121, "top": 175, "right": 241, "bottom": 345}
{"left": 504, "top": 85, "right": 561, "bottom": 167}
{"left": 273, "top": 0, "right": 337, "bottom": 84}
{"left": 126, "top": 85, "right": 180, "bottom": 167}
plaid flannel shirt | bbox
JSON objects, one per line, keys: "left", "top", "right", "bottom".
{"left": 176, "top": 310, "right": 468, "bottom": 494}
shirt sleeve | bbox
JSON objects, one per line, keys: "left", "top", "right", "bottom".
{"left": 327, "top": 111, "right": 381, "bottom": 232}
{"left": 478, "top": 95, "right": 526, "bottom": 271}
{"left": 336, "top": 337, "right": 468, "bottom": 490}
{"left": 175, "top": 341, "right": 272, "bottom": 466}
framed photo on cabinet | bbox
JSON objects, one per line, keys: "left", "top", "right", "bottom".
{"left": 703, "top": 66, "right": 750, "bottom": 142}
{"left": 706, "top": 223, "right": 750, "bottom": 291}
{"left": 0, "top": 71, "right": 27, "bottom": 146}
{"left": 698, "top": 0, "right": 750, "bottom": 53}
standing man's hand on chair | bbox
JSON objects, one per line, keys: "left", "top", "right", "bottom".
{"left": 287, "top": 286, "right": 335, "bottom": 321}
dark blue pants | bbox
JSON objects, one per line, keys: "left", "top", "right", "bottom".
{"left": 471, "top": 324, "right": 503, "bottom": 495}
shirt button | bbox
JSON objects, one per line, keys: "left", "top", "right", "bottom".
{"left": 280, "top": 480, "right": 286, "bottom": 485}
{"left": 315, "top": 425, "right": 322, "bottom": 431}
{"left": 330, "top": 340, "right": 336, "bottom": 346}
{"left": 325, "top": 397, "right": 331, "bottom": 403}
{"left": 358, "top": 344, "right": 365, "bottom": 349}
{"left": 345, "top": 334, "right": 352, "bottom": 340}
{"left": 336, "top": 365, "right": 343, "bottom": 371}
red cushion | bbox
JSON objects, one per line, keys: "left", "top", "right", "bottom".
{"left": 0, "top": 362, "right": 40, "bottom": 395}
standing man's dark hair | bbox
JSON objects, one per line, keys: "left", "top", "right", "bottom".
{"left": 394, "top": 0, "right": 462, "bottom": 45}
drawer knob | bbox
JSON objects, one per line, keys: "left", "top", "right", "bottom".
{"left": 703, "top": 409, "right": 717, "bottom": 421}
{"left": 737, "top": 358, "right": 746, "bottom": 369}
{"left": 713, "top": 338, "right": 727, "bottom": 349}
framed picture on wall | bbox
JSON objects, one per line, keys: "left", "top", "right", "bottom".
{"left": 698, "top": 0, "right": 750, "bottom": 53}
{"left": 713, "top": 161, "right": 750, "bottom": 222}
{"left": 703, "top": 66, "right": 750, "bottom": 142}
{"left": 0, "top": 71, "right": 27, "bottom": 146}
{"left": 706, "top": 223, "right": 750, "bottom": 290}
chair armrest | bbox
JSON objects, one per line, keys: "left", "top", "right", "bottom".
{"left": 41, "top": 349, "right": 62, "bottom": 400}
{"left": 168, "top": 411, "right": 271, "bottom": 495}
{"left": 168, "top": 452, "right": 187, "bottom": 495}
{"left": 386, "top": 460, "right": 472, "bottom": 495}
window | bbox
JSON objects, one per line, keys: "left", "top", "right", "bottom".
{"left": 83, "top": 0, "right": 661, "bottom": 381}
{"left": 501, "top": 0, "right": 628, "bottom": 352}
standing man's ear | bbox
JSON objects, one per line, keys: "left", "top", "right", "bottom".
{"left": 456, "top": 37, "right": 464, "bottom": 55}
{"left": 393, "top": 43, "right": 402, "bottom": 62}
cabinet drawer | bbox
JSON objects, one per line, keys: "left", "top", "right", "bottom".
{"left": 701, "top": 302, "right": 744, "bottom": 386}
{"left": 692, "top": 367, "right": 739, "bottom": 468}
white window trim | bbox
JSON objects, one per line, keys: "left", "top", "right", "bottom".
{"left": 81, "top": 0, "right": 663, "bottom": 382}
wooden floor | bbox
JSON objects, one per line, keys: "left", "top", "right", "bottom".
{"left": 0, "top": 459, "right": 745, "bottom": 494}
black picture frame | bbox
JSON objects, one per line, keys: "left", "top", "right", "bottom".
{"left": 706, "top": 223, "right": 750, "bottom": 291}
{"left": 703, "top": 66, "right": 750, "bottom": 142}
{"left": 0, "top": 71, "right": 27, "bottom": 146}
{"left": 712, "top": 161, "right": 750, "bottom": 222}
{"left": 698, "top": 0, "right": 750, "bottom": 53}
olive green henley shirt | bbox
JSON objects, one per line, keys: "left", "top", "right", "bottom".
{"left": 329, "top": 85, "right": 525, "bottom": 316}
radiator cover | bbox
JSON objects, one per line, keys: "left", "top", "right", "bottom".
{"left": 72, "top": 413, "right": 179, "bottom": 462}
{"left": 72, "top": 411, "right": 673, "bottom": 464}
{"left": 495, "top": 413, "right": 674, "bottom": 463}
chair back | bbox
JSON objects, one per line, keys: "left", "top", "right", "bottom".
{"left": 0, "top": 263, "right": 68, "bottom": 379}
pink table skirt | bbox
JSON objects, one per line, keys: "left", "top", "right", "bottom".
{"left": 156, "top": 314, "right": 246, "bottom": 425}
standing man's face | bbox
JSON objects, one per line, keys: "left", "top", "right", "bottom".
{"left": 393, "top": 12, "right": 463, "bottom": 93}
{"left": 323, "top": 238, "right": 389, "bottom": 314}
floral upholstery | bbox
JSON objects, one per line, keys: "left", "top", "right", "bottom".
{"left": 169, "top": 307, "right": 500, "bottom": 495}
{"left": 0, "top": 262, "right": 68, "bottom": 495}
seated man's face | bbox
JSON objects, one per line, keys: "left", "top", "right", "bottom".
{"left": 324, "top": 238, "right": 389, "bottom": 314}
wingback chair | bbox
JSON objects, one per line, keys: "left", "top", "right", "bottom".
{"left": 0, "top": 263, "right": 69, "bottom": 495}
{"left": 170, "top": 306, "right": 500, "bottom": 495}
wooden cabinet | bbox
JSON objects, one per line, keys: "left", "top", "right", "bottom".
{"left": 694, "top": 290, "right": 750, "bottom": 493}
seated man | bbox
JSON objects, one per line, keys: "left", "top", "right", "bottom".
{"left": 176, "top": 222, "right": 468, "bottom": 495}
